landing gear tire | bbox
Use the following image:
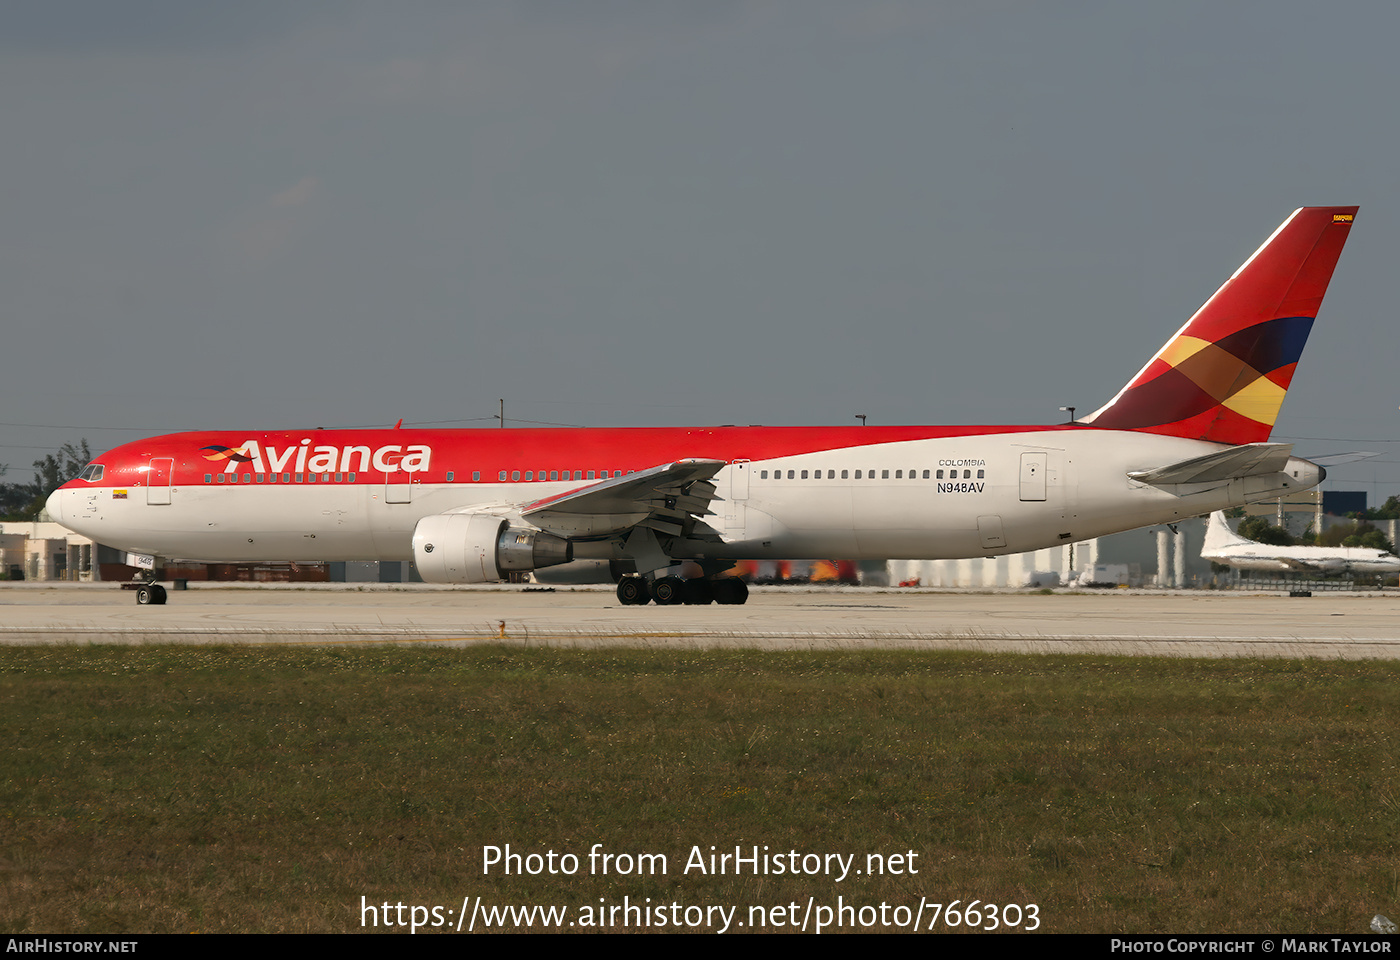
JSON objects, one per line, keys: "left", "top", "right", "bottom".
{"left": 681, "top": 578, "right": 713, "bottom": 604}
{"left": 652, "top": 576, "right": 685, "bottom": 605}
{"left": 713, "top": 577, "right": 748, "bottom": 605}
{"left": 617, "top": 578, "right": 652, "bottom": 605}
{"left": 136, "top": 584, "right": 167, "bottom": 606}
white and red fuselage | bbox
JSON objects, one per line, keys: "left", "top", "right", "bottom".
{"left": 46, "top": 424, "right": 1319, "bottom": 565}
{"left": 45, "top": 206, "right": 1358, "bottom": 596}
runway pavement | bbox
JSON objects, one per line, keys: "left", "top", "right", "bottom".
{"left": 2, "top": 582, "right": 1398, "bottom": 657}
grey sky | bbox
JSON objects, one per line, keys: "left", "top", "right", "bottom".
{"left": 3, "top": 1, "right": 1397, "bottom": 503}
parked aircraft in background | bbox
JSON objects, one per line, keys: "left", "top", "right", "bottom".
{"left": 47, "top": 207, "right": 1358, "bottom": 605}
{"left": 1201, "top": 511, "right": 1400, "bottom": 575}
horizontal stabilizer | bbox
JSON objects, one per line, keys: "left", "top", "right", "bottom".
{"left": 1129, "top": 442, "right": 1294, "bottom": 486}
{"left": 1307, "top": 451, "right": 1380, "bottom": 467}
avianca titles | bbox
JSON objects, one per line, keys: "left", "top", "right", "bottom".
{"left": 48, "top": 206, "right": 1358, "bottom": 605}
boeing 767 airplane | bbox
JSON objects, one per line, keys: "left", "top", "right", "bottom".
{"left": 47, "top": 206, "right": 1358, "bottom": 605}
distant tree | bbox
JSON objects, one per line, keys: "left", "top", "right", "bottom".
{"left": 1316, "top": 519, "right": 1394, "bottom": 553}
{"left": 1364, "top": 496, "right": 1400, "bottom": 521}
{"left": 1237, "top": 516, "right": 1295, "bottom": 546}
{"left": 31, "top": 441, "right": 92, "bottom": 495}
{"left": 0, "top": 440, "right": 91, "bottom": 520}
{"left": 1316, "top": 521, "right": 1355, "bottom": 548}
{"left": 1342, "top": 521, "right": 1395, "bottom": 554}
{"left": 0, "top": 460, "right": 33, "bottom": 519}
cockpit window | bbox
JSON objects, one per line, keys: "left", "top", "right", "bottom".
{"left": 79, "top": 464, "right": 104, "bottom": 482}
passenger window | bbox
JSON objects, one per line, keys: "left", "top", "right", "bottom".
{"left": 445, "top": 472, "right": 453, "bottom": 482}
{"left": 511, "top": 471, "right": 520, "bottom": 481}
{"left": 977, "top": 469, "right": 985, "bottom": 478}
{"left": 855, "top": 470, "right": 862, "bottom": 479}
{"left": 472, "top": 472, "right": 481, "bottom": 482}
{"left": 761, "top": 470, "right": 769, "bottom": 479}
{"left": 295, "top": 474, "right": 304, "bottom": 483}
{"left": 801, "top": 470, "right": 808, "bottom": 479}
{"left": 216, "top": 474, "right": 225, "bottom": 483}
{"left": 896, "top": 470, "right": 903, "bottom": 479}
{"left": 284, "top": 473, "right": 292, "bottom": 483}
{"left": 204, "top": 474, "right": 212, "bottom": 483}
{"left": 525, "top": 471, "right": 534, "bottom": 481}
{"left": 787, "top": 470, "right": 795, "bottom": 479}
{"left": 936, "top": 470, "right": 944, "bottom": 479}
{"left": 882, "top": 470, "right": 889, "bottom": 479}
{"left": 963, "top": 469, "right": 971, "bottom": 479}
{"left": 841, "top": 470, "right": 849, "bottom": 479}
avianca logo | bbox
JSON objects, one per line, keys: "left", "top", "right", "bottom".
{"left": 207, "top": 440, "right": 433, "bottom": 475}
{"left": 201, "top": 445, "right": 255, "bottom": 463}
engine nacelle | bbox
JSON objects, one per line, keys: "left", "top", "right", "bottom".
{"left": 412, "top": 513, "right": 572, "bottom": 584}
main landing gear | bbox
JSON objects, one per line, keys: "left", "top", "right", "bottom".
{"left": 616, "top": 576, "right": 749, "bottom": 606}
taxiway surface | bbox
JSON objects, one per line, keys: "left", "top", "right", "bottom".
{"left": 1, "top": 583, "right": 1397, "bottom": 658}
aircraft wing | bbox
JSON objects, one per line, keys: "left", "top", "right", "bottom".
{"left": 521, "top": 459, "right": 725, "bottom": 539}
{"left": 1129, "top": 443, "right": 1295, "bottom": 486}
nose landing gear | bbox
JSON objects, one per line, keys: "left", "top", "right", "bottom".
{"left": 135, "top": 583, "right": 167, "bottom": 605}
{"left": 122, "top": 577, "right": 168, "bottom": 605}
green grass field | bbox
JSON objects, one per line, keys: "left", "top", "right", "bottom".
{"left": 2, "top": 645, "right": 1397, "bottom": 933}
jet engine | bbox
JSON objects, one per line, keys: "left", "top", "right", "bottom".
{"left": 412, "top": 513, "right": 572, "bottom": 584}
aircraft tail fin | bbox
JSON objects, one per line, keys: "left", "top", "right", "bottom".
{"left": 1203, "top": 511, "right": 1253, "bottom": 552}
{"left": 1083, "top": 207, "right": 1357, "bottom": 444}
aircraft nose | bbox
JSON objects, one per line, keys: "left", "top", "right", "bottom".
{"left": 45, "top": 489, "right": 64, "bottom": 525}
